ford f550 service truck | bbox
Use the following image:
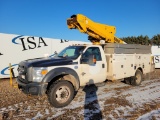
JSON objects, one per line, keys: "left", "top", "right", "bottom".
{"left": 16, "top": 43, "right": 154, "bottom": 108}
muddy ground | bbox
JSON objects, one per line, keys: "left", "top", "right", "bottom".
{"left": 0, "top": 69, "right": 160, "bottom": 120}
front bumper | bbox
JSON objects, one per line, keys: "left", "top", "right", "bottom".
{"left": 16, "top": 77, "right": 48, "bottom": 95}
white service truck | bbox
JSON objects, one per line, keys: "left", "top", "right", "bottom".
{"left": 16, "top": 43, "right": 154, "bottom": 108}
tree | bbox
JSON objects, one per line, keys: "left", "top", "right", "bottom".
{"left": 121, "top": 35, "right": 152, "bottom": 45}
{"left": 151, "top": 34, "right": 160, "bottom": 45}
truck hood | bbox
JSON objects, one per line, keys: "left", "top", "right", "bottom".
{"left": 19, "top": 57, "right": 75, "bottom": 68}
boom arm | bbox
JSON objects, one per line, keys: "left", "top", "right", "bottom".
{"left": 67, "top": 14, "right": 125, "bottom": 44}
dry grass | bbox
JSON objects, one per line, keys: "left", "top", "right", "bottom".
{"left": 0, "top": 79, "right": 38, "bottom": 108}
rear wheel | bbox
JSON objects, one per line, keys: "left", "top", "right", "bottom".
{"left": 47, "top": 80, "right": 74, "bottom": 108}
{"left": 131, "top": 70, "right": 143, "bottom": 86}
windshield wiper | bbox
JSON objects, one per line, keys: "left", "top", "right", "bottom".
{"left": 57, "top": 56, "right": 64, "bottom": 58}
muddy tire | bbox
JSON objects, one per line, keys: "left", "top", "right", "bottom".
{"left": 131, "top": 70, "right": 143, "bottom": 86}
{"left": 47, "top": 80, "right": 74, "bottom": 108}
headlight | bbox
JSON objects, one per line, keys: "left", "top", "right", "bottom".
{"left": 32, "top": 67, "right": 48, "bottom": 82}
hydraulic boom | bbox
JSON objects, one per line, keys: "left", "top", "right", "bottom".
{"left": 67, "top": 14, "right": 125, "bottom": 44}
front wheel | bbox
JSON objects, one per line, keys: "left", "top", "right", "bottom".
{"left": 47, "top": 80, "right": 75, "bottom": 108}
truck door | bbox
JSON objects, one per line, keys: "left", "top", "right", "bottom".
{"left": 80, "top": 47, "right": 106, "bottom": 86}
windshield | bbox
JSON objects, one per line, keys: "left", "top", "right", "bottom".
{"left": 57, "top": 46, "right": 86, "bottom": 59}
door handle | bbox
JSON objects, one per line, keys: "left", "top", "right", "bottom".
{"left": 102, "top": 64, "right": 105, "bottom": 68}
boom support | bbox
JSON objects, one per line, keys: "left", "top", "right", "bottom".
{"left": 67, "top": 14, "right": 125, "bottom": 44}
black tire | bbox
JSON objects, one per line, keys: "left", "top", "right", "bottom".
{"left": 47, "top": 80, "right": 75, "bottom": 108}
{"left": 131, "top": 70, "right": 143, "bottom": 86}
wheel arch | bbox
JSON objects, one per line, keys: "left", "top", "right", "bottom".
{"left": 42, "top": 67, "right": 80, "bottom": 91}
{"left": 137, "top": 67, "right": 143, "bottom": 74}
